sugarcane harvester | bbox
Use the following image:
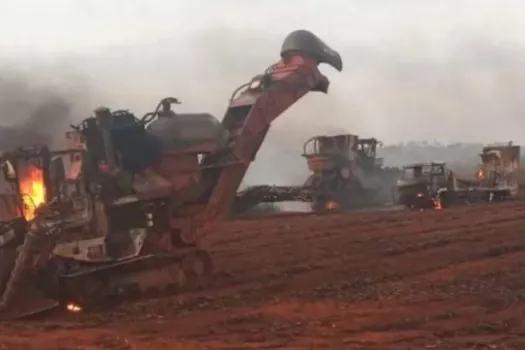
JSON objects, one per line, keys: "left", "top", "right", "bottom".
{"left": 300, "top": 134, "right": 400, "bottom": 211}
{"left": 233, "top": 134, "right": 400, "bottom": 214}
{"left": 0, "top": 30, "right": 343, "bottom": 319}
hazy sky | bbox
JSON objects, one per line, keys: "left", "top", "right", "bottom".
{"left": 2, "top": 0, "right": 525, "bottom": 183}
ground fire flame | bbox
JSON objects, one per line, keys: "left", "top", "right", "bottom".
{"left": 19, "top": 164, "right": 46, "bottom": 221}
{"left": 66, "top": 303, "right": 82, "bottom": 313}
{"left": 325, "top": 200, "right": 339, "bottom": 210}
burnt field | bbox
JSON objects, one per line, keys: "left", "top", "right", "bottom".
{"left": 2, "top": 202, "right": 525, "bottom": 349}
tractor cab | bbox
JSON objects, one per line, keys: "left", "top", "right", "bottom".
{"left": 396, "top": 161, "right": 448, "bottom": 209}
{"left": 399, "top": 162, "right": 447, "bottom": 187}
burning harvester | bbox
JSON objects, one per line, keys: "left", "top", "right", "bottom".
{"left": 0, "top": 29, "right": 343, "bottom": 319}
{"left": 233, "top": 134, "right": 400, "bottom": 214}
{"left": 301, "top": 134, "right": 400, "bottom": 211}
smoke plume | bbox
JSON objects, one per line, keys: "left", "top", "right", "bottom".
{"left": 0, "top": 71, "right": 92, "bottom": 151}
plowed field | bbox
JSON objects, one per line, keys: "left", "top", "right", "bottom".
{"left": 2, "top": 202, "right": 525, "bottom": 349}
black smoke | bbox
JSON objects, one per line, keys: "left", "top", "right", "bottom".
{"left": 0, "top": 73, "right": 75, "bottom": 150}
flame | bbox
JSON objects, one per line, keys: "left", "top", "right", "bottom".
{"left": 66, "top": 303, "right": 83, "bottom": 313}
{"left": 325, "top": 200, "right": 339, "bottom": 210}
{"left": 19, "top": 164, "right": 46, "bottom": 221}
{"left": 476, "top": 168, "right": 485, "bottom": 180}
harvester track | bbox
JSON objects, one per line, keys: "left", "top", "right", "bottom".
{"left": 2, "top": 202, "right": 525, "bottom": 349}
{"left": 55, "top": 248, "right": 213, "bottom": 312}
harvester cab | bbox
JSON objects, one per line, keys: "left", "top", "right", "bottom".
{"left": 0, "top": 29, "right": 343, "bottom": 320}
{"left": 0, "top": 146, "right": 51, "bottom": 221}
{"left": 476, "top": 142, "right": 520, "bottom": 195}
{"left": 355, "top": 138, "right": 383, "bottom": 171}
{"left": 0, "top": 145, "right": 85, "bottom": 222}
{"left": 302, "top": 134, "right": 356, "bottom": 170}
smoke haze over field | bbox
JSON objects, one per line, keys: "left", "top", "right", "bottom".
{"left": 2, "top": 0, "right": 525, "bottom": 184}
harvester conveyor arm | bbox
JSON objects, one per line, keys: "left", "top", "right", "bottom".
{"left": 195, "top": 30, "right": 343, "bottom": 239}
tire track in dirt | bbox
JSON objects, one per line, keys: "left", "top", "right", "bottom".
{"left": 211, "top": 203, "right": 525, "bottom": 288}
{"left": 263, "top": 205, "right": 525, "bottom": 349}
{"left": 196, "top": 202, "right": 525, "bottom": 349}
{"left": 214, "top": 202, "right": 525, "bottom": 254}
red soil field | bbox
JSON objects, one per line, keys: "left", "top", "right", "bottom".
{"left": 2, "top": 202, "right": 525, "bottom": 349}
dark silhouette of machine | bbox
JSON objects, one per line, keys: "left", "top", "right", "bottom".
{"left": 0, "top": 29, "right": 343, "bottom": 319}
{"left": 233, "top": 134, "right": 400, "bottom": 213}
{"left": 396, "top": 143, "right": 520, "bottom": 209}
